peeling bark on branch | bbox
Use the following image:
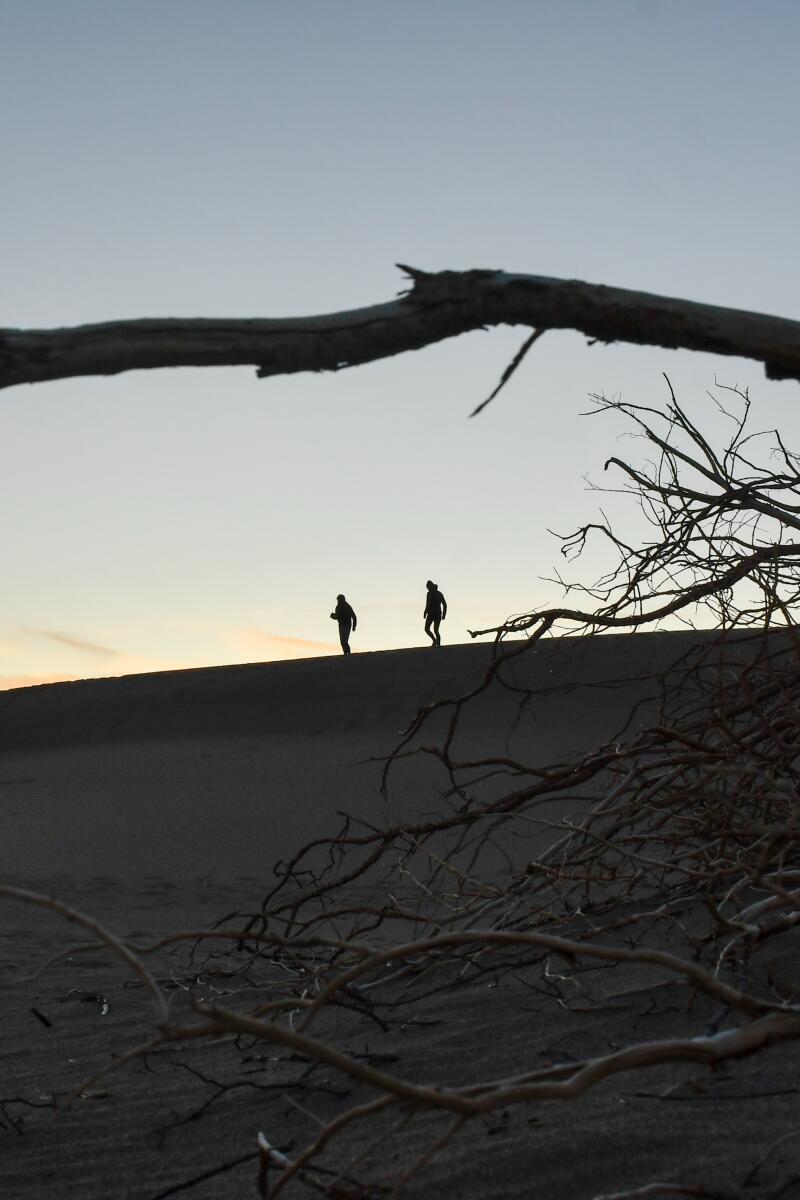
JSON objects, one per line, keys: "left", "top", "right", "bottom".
{"left": 2, "top": 266, "right": 800, "bottom": 391}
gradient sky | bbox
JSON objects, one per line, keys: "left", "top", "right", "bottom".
{"left": 3, "top": 0, "right": 800, "bottom": 688}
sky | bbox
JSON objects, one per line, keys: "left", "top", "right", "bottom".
{"left": 2, "top": 0, "right": 800, "bottom": 688}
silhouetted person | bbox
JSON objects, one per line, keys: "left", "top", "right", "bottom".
{"left": 330, "top": 593, "right": 357, "bottom": 655}
{"left": 424, "top": 579, "right": 447, "bottom": 647}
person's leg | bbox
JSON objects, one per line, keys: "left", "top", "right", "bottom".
{"left": 338, "top": 623, "right": 350, "bottom": 654}
{"left": 433, "top": 617, "right": 441, "bottom": 646}
{"left": 424, "top": 616, "right": 436, "bottom": 645}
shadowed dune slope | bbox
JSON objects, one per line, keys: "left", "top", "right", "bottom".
{"left": 0, "top": 629, "right": 748, "bottom": 750}
{"left": 0, "top": 631, "right": 765, "bottom": 885}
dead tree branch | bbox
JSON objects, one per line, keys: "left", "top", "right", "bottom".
{"left": 3, "top": 267, "right": 800, "bottom": 391}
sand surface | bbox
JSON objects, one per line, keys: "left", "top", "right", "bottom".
{"left": 2, "top": 635, "right": 799, "bottom": 1199}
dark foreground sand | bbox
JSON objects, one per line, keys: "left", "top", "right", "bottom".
{"left": 2, "top": 636, "right": 799, "bottom": 1199}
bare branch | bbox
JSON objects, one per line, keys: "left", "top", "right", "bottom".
{"left": 0, "top": 883, "right": 167, "bottom": 1023}
{"left": 469, "top": 326, "right": 544, "bottom": 417}
{"left": 3, "top": 267, "right": 800, "bottom": 391}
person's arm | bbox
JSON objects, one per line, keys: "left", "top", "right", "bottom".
{"left": 330, "top": 612, "right": 337, "bottom": 620}
{"left": 441, "top": 593, "right": 447, "bottom": 619}
{"left": 351, "top": 607, "right": 357, "bottom": 631}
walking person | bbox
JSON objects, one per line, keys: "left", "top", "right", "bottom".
{"left": 424, "top": 580, "right": 447, "bottom": 647}
{"left": 330, "top": 593, "right": 357, "bottom": 655}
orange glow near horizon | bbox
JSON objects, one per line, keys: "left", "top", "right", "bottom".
{"left": 0, "top": 634, "right": 342, "bottom": 692}
{"left": 0, "top": 624, "right": 344, "bottom": 692}
{"left": 0, "top": 673, "right": 76, "bottom": 691}
{"left": 227, "top": 630, "right": 339, "bottom": 657}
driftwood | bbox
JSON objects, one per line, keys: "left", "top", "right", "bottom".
{"left": 2, "top": 265, "right": 800, "bottom": 391}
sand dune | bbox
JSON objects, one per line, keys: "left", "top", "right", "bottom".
{"left": 0, "top": 631, "right": 732, "bottom": 884}
{"left": 3, "top": 632, "right": 798, "bottom": 1199}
